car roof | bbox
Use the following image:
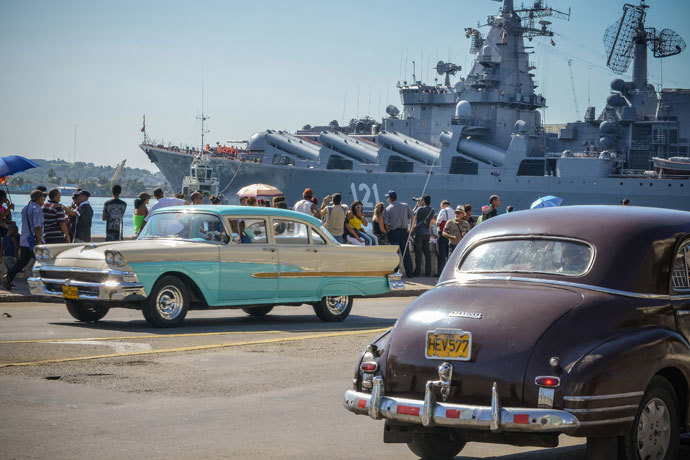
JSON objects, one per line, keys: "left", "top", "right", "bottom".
{"left": 152, "top": 205, "right": 323, "bottom": 227}
{"left": 449, "top": 205, "right": 690, "bottom": 295}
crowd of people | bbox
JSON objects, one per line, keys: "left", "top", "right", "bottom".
{"left": 286, "top": 187, "right": 511, "bottom": 278}
{"left": 1, "top": 184, "right": 128, "bottom": 291}
{"left": 0, "top": 179, "right": 635, "bottom": 292}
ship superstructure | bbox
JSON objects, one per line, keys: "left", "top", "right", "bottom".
{"left": 140, "top": 0, "right": 690, "bottom": 211}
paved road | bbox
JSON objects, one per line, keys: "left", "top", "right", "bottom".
{"left": 0, "top": 299, "right": 685, "bottom": 459}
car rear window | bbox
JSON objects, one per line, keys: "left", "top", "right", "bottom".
{"left": 459, "top": 239, "right": 593, "bottom": 276}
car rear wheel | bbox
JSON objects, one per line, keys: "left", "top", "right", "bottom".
{"left": 65, "top": 300, "right": 109, "bottom": 323}
{"left": 142, "top": 276, "right": 189, "bottom": 328}
{"left": 242, "top": 306, "right": 274, "bottom": 317}
{"left": 620, "top": 376, "right": 679, "bottom": 460}
{"left": 313, "top": 295, "right": 353, "bottom": 322}
{"left": 406, "top": 431, "right": 465, "bottom": 460}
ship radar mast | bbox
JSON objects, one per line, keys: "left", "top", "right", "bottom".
{"left": 196, "top": 71, "right": 210, "bottom": 154}
{"left": 603, "top": 0, "right": 686, "bottom": 90}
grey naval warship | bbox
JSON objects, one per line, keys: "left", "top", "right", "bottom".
{"left": 141, "top": 0, "right": 690, "bottom": 211}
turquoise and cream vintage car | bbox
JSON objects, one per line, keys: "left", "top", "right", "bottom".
{"left": 29, "top": 206, "right": 402, "bottom": 327}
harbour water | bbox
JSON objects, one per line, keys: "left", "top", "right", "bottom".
{"left": 7, "top": 194, "right": 138, "bottom": 238}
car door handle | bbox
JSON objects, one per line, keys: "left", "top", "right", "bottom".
{"left": 263, "top": 247, "right": 276, "bottom": 252}
{"left": 306, "top": 248, "right": 319, "bottom": 253}
{"left": 677, "top": 309, "right": 690, "bottom": 317}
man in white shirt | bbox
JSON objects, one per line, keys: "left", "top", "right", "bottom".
{"left": 292, "top": 188, "right": 317, "bottom": 216}
{"left": 144, "top": 187, "right": 188, "bottom": 223}
{"left": 435, "top": 200, "right": 453, "bottom": 274}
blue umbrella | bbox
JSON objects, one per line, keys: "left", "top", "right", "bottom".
{"left": 0, "top": 155, "right": 39, "bottom": 177}
{"left": 530, "top": 195, "right": 563, "bottom": 209}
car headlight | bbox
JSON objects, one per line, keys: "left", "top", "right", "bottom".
{"left": 34, "top": 246, "right": 53, "bottom": 261}
{"left": 104, "top": 250, "right": 127, "bottom": 266}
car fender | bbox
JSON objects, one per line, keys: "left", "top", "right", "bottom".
{"left": 130, "top": 262, "right": 220, "bottom": 304}
{"left": 564, "top": 327, "right": 690, "bottom": 398}
{"left": 317, "top": 278, "right": 375, "bottom": 298}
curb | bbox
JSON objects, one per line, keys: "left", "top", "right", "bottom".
{"left": 370, "top": 288, "right": 430, "bottom": 298}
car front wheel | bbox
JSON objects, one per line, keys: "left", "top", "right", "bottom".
{"left": 620, "top": 375, "right": 680, "bottom": 460}
{"left": 142, "top": 276, "right": 189, "bottom": 328}
{"left": 406, "top": 431, "right": 466, "bottom": 460}
{"left": 312, "top": 295, "right": 353, "bottom": 322}
{"left": 65, "top": 300, "right": 109, "bottom": 323}
{"left": 242, "top": 306, "right": 274, "bottom": 317}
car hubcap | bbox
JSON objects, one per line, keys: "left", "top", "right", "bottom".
{"left": 156, "top": 285, "right": 183, "bottom": 320}
{"left": 325, "top": 296, "right": 349, "bottom": 315}
{"left": 637, "top": 397, "right": 671, "bottom": 460}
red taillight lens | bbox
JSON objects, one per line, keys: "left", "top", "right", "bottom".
{"left": 360, "top": 361, "right": 378, "bottom": 372}
{"left": 535, "top": 376, "right": 560, "bottom": 388}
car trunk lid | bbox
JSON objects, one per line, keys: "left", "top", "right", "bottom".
{"left": 385, "top": 281, "right": 584, "bottom": 407}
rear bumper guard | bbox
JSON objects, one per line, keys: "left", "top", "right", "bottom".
{"left": 344, "top": 377, "right": 580, "bottom": 433}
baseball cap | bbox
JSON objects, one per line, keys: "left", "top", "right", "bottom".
{"left": 384, "top": 190, "right": 397, "bottom": 199}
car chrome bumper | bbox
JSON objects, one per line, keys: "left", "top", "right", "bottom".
{"left": 344, "top": 377, "right": 580, "bottom": 433}
{"left": 28, "top": 267, "right": 147, "bottom": 302}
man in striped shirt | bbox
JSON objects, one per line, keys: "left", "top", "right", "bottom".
{"left": 42, "top": 188, "right": 71, "bottom": 244}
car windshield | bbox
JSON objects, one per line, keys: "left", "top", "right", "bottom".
{"left": 459, "top": 239, "right": 593, "bottom": 276}
{"left": 138, "top": 212, "right": 227, "bottom": 243}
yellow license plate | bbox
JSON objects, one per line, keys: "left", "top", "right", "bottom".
{"left": 62, "top": 286, "right": 79, "bottom": 300}
{"left": 426, "top": 329, "right": 472, "bottom": 361}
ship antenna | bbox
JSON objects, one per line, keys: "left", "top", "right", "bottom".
{"left": 196, "top": 69, "right": 210, "bottom": 154}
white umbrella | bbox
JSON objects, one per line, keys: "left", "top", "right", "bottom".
{"left": 236, "top": 183, "right": 283, "bottom": 198}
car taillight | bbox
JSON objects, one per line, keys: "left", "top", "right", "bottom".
{"left": 535, "top": 376, "right": 560, "bottom": 388}
{"left": 360, "top": 361, "right": 378, "bottom": 372}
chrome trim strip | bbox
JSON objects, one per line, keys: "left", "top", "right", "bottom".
{"left": 563, "top": 391, "right": 644, "bottom": 402}
{"left": 565, "top": 405, "right": 639, "bottom": 414}
{"left": 439, "top": 276, "right": 669, "bottom": 300}
{"left": 36, "top": 265, "right": 135, "bottom": 277}
{"left": 578, "top": 416, "right": 635, "bottom": 427}
{"left": 676, "top": 310, "right": 690, "bottom": 317}
{"left": 671, "top": 295, "right": 690, "bottom": 300}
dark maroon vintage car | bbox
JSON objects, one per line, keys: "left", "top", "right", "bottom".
{"left": 344, "top": 206, "right": 690, "bottom": 460}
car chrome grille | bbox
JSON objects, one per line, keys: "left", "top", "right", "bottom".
{"left": 39, "top": 270, "right": 109, "bottom": 283}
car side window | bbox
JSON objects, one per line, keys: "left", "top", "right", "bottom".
{"left": 311, "top": 227, "right": 326, "bottom": 245}
{"left": 190, "top": 214, "right": 227, "bottom": 243}
{"left": 227, "top": 218, "right": 267, "bottom": 244}
{"left": 274, "top": 219, "right": 309, "bottom": 245}
{"left": 672, "top": 242, "right": 690, "bottom": 292}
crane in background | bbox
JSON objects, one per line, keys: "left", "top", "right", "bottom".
{"left": 567, "top": 59, "right": 581, "bottom": 121}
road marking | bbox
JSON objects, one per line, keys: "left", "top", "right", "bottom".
{"left": 0, "top": 328, "right": 390, "bottom": 368}
{"left": 0, "top": 327, "right": 386, "bottom": 344}
{"left": 45, "top": 340, "right": 154, "bottom": 354}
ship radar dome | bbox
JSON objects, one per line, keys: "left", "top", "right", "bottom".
{"left": 610, "top": 79, "right": 626, "bottom": 92}
{"left": 514, "top": 120, "right": 527, "bottom": 134}
{"left": 599, "top": 121, "right": 616, "bottom": 135}
{"left": 599, "top": 136, "right": 615, "bottom": 150}
{"left": 455, "top": 100, "right": 472, "bottom": 118}
{"left": 607, "top": 94, "right": 626, "bottom": 107}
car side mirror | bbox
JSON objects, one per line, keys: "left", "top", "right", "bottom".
{"left": 231, "top": 233, "right": 241, "bottom": 244}
{"left": 221, "top": 233, "right": 230, "bottom": 244}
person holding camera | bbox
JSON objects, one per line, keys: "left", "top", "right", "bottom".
{"left": 412, "top": 195, "right": 435, "bottom": 277}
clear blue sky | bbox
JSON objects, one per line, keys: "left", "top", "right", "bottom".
{"left": 1, "top": 0, "right": 689, "bottom": 171}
